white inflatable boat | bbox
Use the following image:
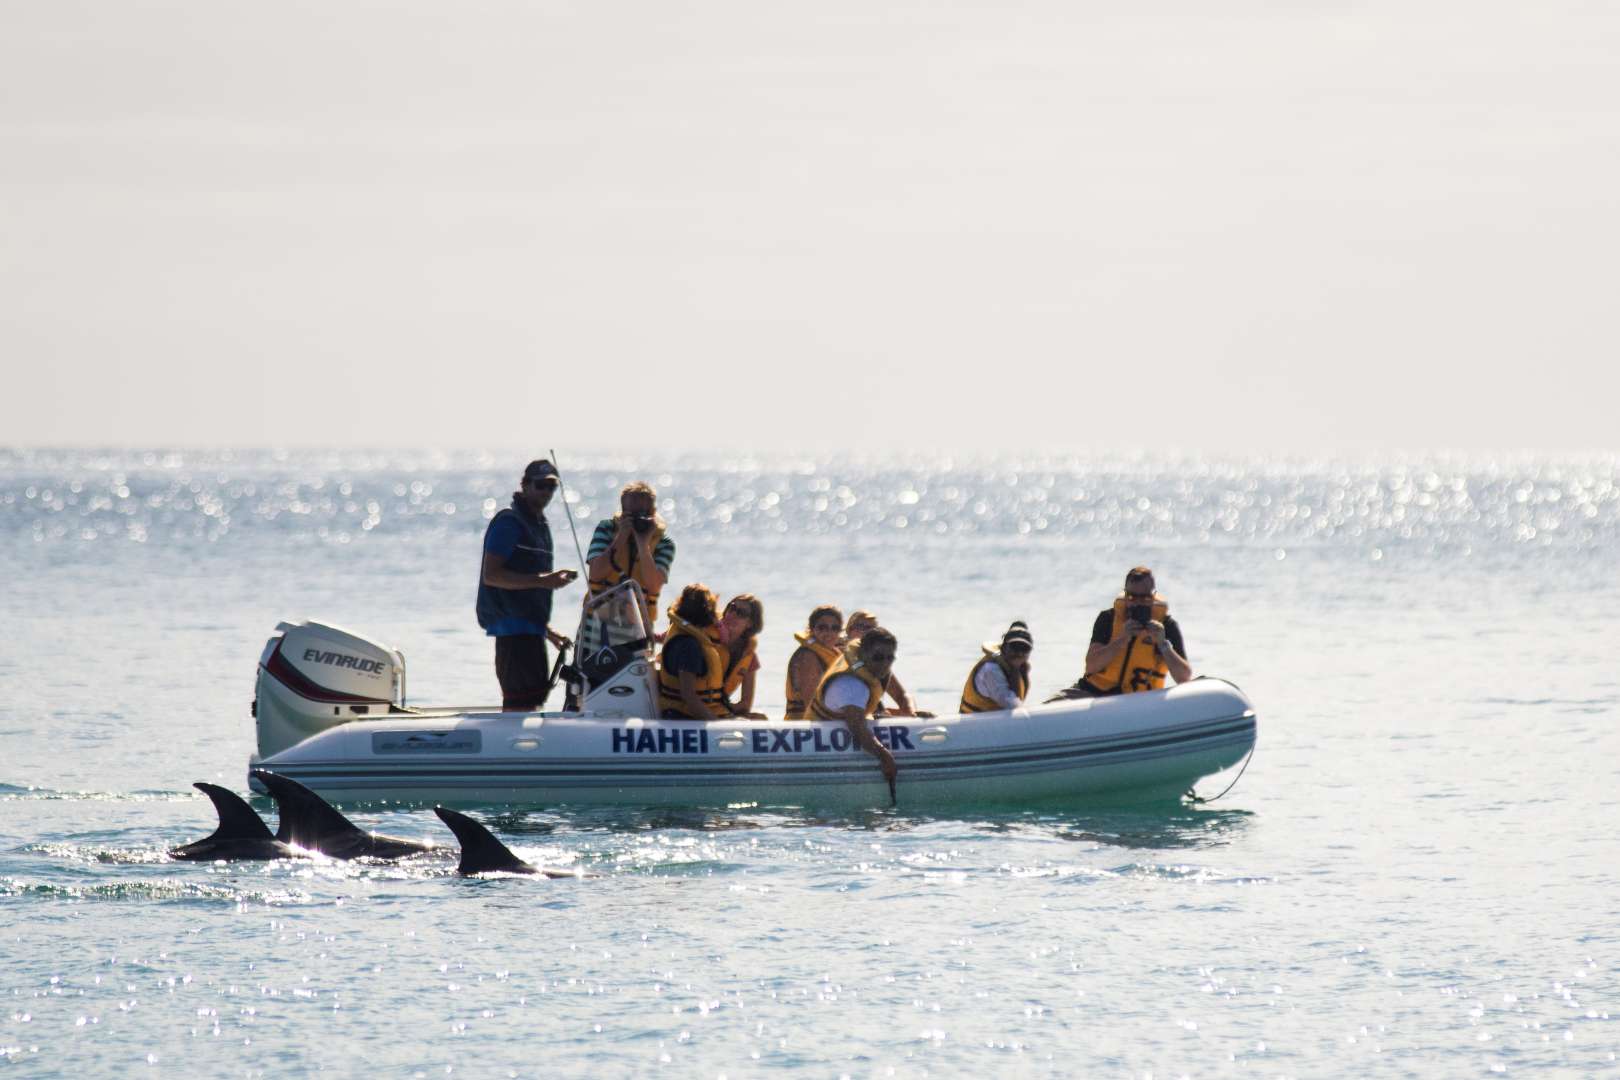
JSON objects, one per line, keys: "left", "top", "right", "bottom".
{"left": 249, "top": 583, "right": 1256, "bottom": 810}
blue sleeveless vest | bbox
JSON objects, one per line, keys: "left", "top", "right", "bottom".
{"left": 476, "top": 498, "right": 555, "bottom": 635}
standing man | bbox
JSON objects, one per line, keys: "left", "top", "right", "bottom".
{"left": 477, "top": 459, "right": 578, "bottom": 710}
{"left": 1057, "top": 566, "right": 1191, "bottom": 699}
{"left": 586, "top": 481, "right": 675, "bottom": 631}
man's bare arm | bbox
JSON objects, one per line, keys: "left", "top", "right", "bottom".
{"left": 482, "top": 553, "right": 575, "bottom": 591}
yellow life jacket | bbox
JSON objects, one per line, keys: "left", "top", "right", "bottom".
{"left": 837, "top": 636, "right": 896, "bottom": 716}
{"left": 959, "top": 646, "right": 1030, "bottom": 714}
{"left": 588, "top": 517, "right": 664, "bottom": 622}
{"left": 783, "top": 631, "right": 842, "bottom": 720}
{"left": 809, "top": 657, "right": 886, "bottom": 721}
{"left": 722, "top": 636, "right": 759, "bottom": 698}
{"left": 656, "top": 607, "right": 730, "bottom": 718}
{"left": 1083, "top": 593, "right": 1171, "bottom": 695}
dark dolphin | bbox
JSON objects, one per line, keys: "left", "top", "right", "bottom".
{"left": 252, "top": 769, "right": 435, "bottom": 860}
{"left": 170, "top": 782, "right": 302, "bottom": 861}
{"left": 433, "top": 807, "right": 579, "bottom": 878}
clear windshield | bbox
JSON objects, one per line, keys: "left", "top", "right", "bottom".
{"left": 574, "top": 580, "right": 653, "bottom": 690}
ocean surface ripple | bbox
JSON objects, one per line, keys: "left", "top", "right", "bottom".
{"left": 2, "top": 449, "right": 1617, "bottom": 1076}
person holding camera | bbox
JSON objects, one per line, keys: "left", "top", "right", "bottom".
{"left": 586, "top": 481, "right": 676, "bottom": 631}
{"left": 477, "top": 459, "right": 579, "bottom": 710}
{"left": 1055, "top": 566, "right": 1191, "bottom": 699}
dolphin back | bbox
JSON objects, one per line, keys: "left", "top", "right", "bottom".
{"left": 254, "top": 769, "right": 368, "bottom": 847}
{"left": 169, "top": 782, "right": 290, "bottom": 861}
{"left": 433, "top": 807, "right": 537, "bottom": 875}
{"left": 195, "top": 782, "right": 276, "bottom": 842}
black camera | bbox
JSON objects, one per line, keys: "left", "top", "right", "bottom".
{"left": 1126, "top": 603, "right": 1153, "bottom": 626}
{"left": 630, "top": 514, "right": 655, "bottom": 535}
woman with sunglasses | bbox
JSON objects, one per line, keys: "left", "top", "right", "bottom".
{"left": 718, "top": 594, "right": 768, "bottom": 720}
{"left": 959, "top": 621, "right": 1034, "bottom": 714}
{"left": 784, "top": 604, "right": 844, "bottom": 719}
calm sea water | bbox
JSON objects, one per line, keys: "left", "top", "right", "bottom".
{"left": 3, "top": 448, "right": 1617, "bottom": 1077}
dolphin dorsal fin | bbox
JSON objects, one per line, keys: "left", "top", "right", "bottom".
{"left": 253, "top": 769, "right": 365, "bottom": 847}
{"left": 194, "top": 782, "right": 275, "bottom": 842}
{"left": 433, "top": 807, "right": 535, "bottom": 875}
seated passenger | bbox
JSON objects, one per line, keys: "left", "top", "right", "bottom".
{"left": 959, "top": 621, "right": 1034, "bottom": 714}
{"left": 784, "top": 604, "right": 843, "bottom": 720}
{"left": 810, "top": 627, "right": 900, "bottom": 786}
{"left": 656, "top": 584, "right": 731, "bottom": 720}
{"left": 718, "top": 593, "right": 768, "bottom": 720}
{"left": 1053, "top": 566, "right": 1191, "bottom": 699}
{"left": 843, "top": 609, "right": 930, "bottom": 718}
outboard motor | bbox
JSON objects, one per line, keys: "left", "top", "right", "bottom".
{"left": 253, "top": 620, "right": 405, "bottom": 760}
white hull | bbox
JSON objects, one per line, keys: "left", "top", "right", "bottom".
{"left": 252, "top": 678, "right": 1256, "bottom": 811}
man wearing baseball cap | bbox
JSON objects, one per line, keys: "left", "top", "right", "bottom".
{"left": 476, "top": 459, "right": 579, "bottom": 709}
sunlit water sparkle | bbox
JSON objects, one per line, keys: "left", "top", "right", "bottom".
{"left": 2, "top": 448, "right": 1617, "bottom": 1076}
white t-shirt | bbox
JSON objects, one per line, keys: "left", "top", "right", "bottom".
{"left": 820, "top": 673, "right": 873, "bottom": 713}
{"left": 973, "top": 658, "right": 1025, "bottom": 709}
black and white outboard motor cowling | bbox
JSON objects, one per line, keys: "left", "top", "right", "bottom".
{"left": 253, "top": 620, "right": 405, "bottom": 764}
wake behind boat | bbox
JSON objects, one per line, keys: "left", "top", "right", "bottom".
{"left": 250, "top": 583, "right": 1256, "bottom": 810}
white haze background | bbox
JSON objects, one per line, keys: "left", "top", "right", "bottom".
{"left": 3, "top": 1, "right": 1616, "bottom": 453}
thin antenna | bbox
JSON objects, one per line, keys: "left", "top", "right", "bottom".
{"left": 549, "top": 447, "right": 589, "bottom": 580}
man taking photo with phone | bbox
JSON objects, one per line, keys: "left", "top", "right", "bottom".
{"left": 1054, "top": 566, "right": 1192, "bottom": 699}
{"left": 477, "top": 459, "right": 578, "bottom": 710}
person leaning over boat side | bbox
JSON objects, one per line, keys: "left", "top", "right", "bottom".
{"left": 1053, "top": 566, "right": 1191, "bottom": 700}
{"left": 784, "top": 604, "right": 843, "bottom": 719}
{"left": 586, "top": 481, "right": 675, "bottom": 632}
{"left": 842, "top": 609, "right": 932, "bottom": 718}
{"left": 959, "top": 621, "right": 1034, "bottom": 714}
{"left": 717, "top": 593, "right": 769, "bottom": 720}
{"left": 811, "top": 627, "right": 900, "bottom": 786}
{"left": 656, "top": 584, "right": 733, "bottom": 720}
{"left": 477, "top": 459, "right": 579, "bottom": 711}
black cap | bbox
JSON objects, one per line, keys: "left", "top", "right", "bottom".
{"left": 523, "top": 459, "right": 559, "bottom": 485}
{"left": 1002, "top": 620, "right": 1033, "bottom": 650}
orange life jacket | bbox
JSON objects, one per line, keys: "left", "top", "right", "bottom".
{"left": 959, "top": 646, "right": 1030, "bottom": 714}
{"left": 784, "top": 631, "right": 842, "bottom": 720}
{"left": 1083, "top": 593, "right": 1171, "bottom": 694}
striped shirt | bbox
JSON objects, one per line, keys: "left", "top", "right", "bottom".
{"left": 587, "top": 518, "right": 676, "bottom": 574}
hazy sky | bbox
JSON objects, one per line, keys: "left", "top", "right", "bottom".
{"left": 4, "top": 1, "right": 1617, "bottom": 453}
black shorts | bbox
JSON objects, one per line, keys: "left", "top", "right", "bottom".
{"left": 494, "top": 634, "right": 551, "bottom": 709}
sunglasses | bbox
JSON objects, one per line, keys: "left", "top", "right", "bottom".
{"left": 1004, "top": 643, "right": 1032, "bottom": 655}
{"left": 812, "top": 621, "right": 841, "bottom": 632}
{"left": 1125, "top": 589, "right": 1154, "bottom": 600}
{"left": 865, "top": 650, "right": 896, "bottom": 663}
{"left": 725, "top": 606, "right": 753, "bottom": 620}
